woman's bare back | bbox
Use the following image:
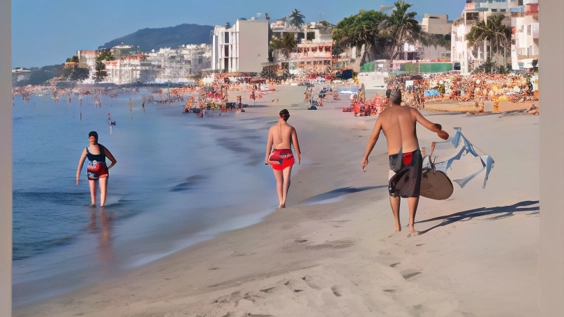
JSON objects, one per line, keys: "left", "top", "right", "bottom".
{"left": 270, "top": 122, "right": 294, "bottom": 149}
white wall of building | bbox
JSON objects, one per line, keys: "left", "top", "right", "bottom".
{"left": 512, "top": 12, "right": 539, "bottom": 69}
{"left": 421, "top": 14, "right": 452, "bottom": 35}
{"left": 238, "top": 20, "right": 268, "bottom": 72}
{"left": 212, "top": 20, "right": 268, "bottom": 73}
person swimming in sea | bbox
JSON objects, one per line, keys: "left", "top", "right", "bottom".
{"left": 76, "top": 131, "right": 117, "bottom": 207}
{"left": 265, "top": 109, "right": 302, "bottom": 208}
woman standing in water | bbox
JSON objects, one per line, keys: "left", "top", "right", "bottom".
{"left": 265, "top": 109, "right": 301, "bottom": 208}
{"left": 76, "top": 131, "right": 117, "bottom": 207}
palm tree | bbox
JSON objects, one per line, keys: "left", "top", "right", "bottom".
{"left": 487, "top": 14, "right": 511, "bottom": 65}
{"left": 288, "top": 9, "right": 305, "bottom": 28}
{"left": 270, "top": 32, "right": 297, "bottom": 59}
{"left": 466, "top": 21, "right": 490, "bottom": 59}
{"left": 466, "top": 14, "right": 511, "bottom": 69}
{"left": 378, "top": 1, "right": 421, "bottom": 63}
{"left": 419, "top": 33, "right": 446, "bottom": 60}
{"left": 95, "top": 50, "right": 114, "bottom": 81}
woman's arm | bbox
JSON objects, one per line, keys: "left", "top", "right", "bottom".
{"left": 291, "top": 128, "right": 301, "bottom": 165}
{"left": 104, "top": 147, "right": 117, "bottom": 170}
{"left": 76, "top": 149, "right": 87, "bottom": 185}
{"left": 265, "top": 128, "right": 273, "bottom": 164}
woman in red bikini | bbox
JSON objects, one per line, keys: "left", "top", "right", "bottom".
{"left": 265, "top": 109, "right": 301, "bottom": 208}
{"left": 76, "top": 131, "right": 117, "bottom": 207}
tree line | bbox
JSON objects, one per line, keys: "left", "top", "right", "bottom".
{"left": 269, "top": 1, "right": 514, "bottom": 74}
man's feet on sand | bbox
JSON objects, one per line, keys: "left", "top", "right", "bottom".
{"left": 279, "top": 204, "right": 286, "bottom": 209}
{"left": 407, "top": 231, "right": 420, "bottom": 237}
{"left": 89, "top": 203, "right": 96, "bottom": 208}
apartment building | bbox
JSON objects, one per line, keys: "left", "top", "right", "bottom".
{"left": 451, "top": 0, "right": 520, "bottom": 73}
{"left": 211, "top": 19, "right": 269, "bottom": 73}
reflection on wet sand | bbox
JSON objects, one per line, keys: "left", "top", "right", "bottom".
{"left": 88, "top": 208, "right": 116, "bottom": 270}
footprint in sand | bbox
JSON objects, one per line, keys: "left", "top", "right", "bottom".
{"left": 401, "top": 270, "right": 422, "bottom": 280}
{"left": 305, "top": 239, "right": 355, "bottom": 250}
{"left": 331, "top": 286, "right": 343, "bottom": 297}
{"left": 259, "top": 287, "right": 275, "bottom": 294}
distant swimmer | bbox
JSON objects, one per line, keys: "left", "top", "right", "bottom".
{"left": 265, "top": 109, "right": 301, "bottom": 208}
{"left": 76, "top": 131, "right": 117, "bottom": 207}
{"left": 109, "top": 121, "right": 116, "bottom": 126}
{"left": 361, "top": 89, "right": 449, "bottom": 236}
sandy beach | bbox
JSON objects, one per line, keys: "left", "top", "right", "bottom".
{"left": 13, "top": 85, "right": 539, "bottom": 317}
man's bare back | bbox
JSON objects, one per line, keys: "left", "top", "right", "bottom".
{"left": 378, "top": 106, "right": 421, "bottom": 155}
{"left": 370, "top": 104, "right": 449, "bottom": 157}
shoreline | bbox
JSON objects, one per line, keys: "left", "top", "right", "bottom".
{"left": 11, "top": 94, "right": 279, "bottom": 307}
{"left": 14, "top": 85, "right": 539, "bottom": 317}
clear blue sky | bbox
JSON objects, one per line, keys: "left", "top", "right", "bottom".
{"left": 12, "top": 0, "right": 466, "bottom": 68}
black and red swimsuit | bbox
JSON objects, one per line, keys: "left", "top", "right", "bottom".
{"left": 86, "top": 145, "right": 108, "bottom": 180}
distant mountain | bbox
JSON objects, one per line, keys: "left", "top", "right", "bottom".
{"left": 99, "top": 23, "right": 214, "bottom": 52}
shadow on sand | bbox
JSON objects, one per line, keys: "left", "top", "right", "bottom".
{"left": 417, "top": 200, "right": 539, "bottom": 235}
{"left": 300, "top": 185, "right": 387, "bottom": 204}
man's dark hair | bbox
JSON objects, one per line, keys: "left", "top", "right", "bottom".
{"left": 390, "top": 89, "right": 402, "bottom": 104}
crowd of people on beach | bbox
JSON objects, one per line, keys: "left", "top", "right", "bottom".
{"left": 387, "top": 72, "right": 539, "bottom": 104}
{"left": 341, "top": 71, "right": 540, "bottom": 117}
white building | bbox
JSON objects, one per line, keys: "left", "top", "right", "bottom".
{"left": 510, "top": 1, "right": 539, "bottom": 70}
{"left": 145, "top": 44, "right": 212, "bottom": 83}
{"left": 76, "top": 50, "right": 97, "bottom": 83}
{"left": 11, "top": 68, "right": 31, "bottom": 85}
{"left": 212, "top": 19, "right": 269, "bottom": 73}
{"left": 102, "top": 44, "right": 211, "bottom": 84}
{"left": 421, "top": 14, "right": 453, "bottom": 35}
{"left": 104, "top": 55, "right": 145, "bottom": 85}
{"left": 451, "top": 0, "right": 520, "bottom": 74}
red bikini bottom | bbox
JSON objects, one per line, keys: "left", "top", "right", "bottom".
{"left": 268, "top": 149, "right": 295, "bottom": 171}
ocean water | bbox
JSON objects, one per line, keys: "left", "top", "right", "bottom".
{"left": 12, "top": 92, "right": 279, "bottom": 306}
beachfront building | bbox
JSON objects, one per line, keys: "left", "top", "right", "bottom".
{"left": 144, "top": 44, "right": 212, "bottom": 83}
{"left": 268, "top": 21, "right": 334, "bottom": 75}
{"left": 510, "top": 1, "right": 539, "bottom": 70}
{"left": 421, "top": 14, "right": 453, "bottom": 35}
{"left": 288, "top": 25, "right": 334, "bottom": 75}
{"left": 211, "top": 19, "right": 269, "bottom": 73}
{"left": 104, "top": 55, "right": 147, "bottom": 85}
{"left": 451, "top": 0, "right": 521, "bottom": 74}
{"left": 287, "top": 42, "right": 333, "bottom": 75}
{"left": 334, "top": 46, "right": 359, "bottom": 71}
{"left": 11, "top": 68, "right": 31, "bottom": 86}
{"left": 101, "top": 44, "right": 211, "bottom": 85}
{"left": 419, "top": 14, "right": 453, "bottom": 61}
{"left": 110, "top": 44, "right": 139, "bottom": 58}
{"left": 76, "top": 50, "right": 97, "bottom": 83}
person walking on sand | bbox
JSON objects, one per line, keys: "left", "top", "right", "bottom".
{"left": 360, "top": 90, "right": 449, "bottom": 236}
{"left": 265, "top": 109, "right": 301, "bottom": 208}
{"left": 76, "top": 131, "right": 117, "bottom": 207}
